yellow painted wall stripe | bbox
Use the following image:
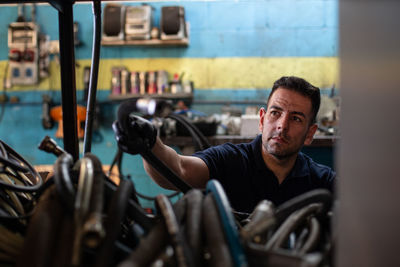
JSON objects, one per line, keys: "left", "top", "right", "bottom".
{"left": 0, "top": 57, "right": 338, "bottom": 91}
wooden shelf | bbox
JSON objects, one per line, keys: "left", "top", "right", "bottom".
{"left": 101, "top": 37, "right": 189, "bottom": 47}
{"left": 108, "top": 92, "right": 193, "bottom": 101}
{"left": 102, "top": 23, "right": 190, "bottom": 47}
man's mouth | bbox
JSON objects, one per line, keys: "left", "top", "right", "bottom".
{"left": 270, "top": 136, "right": 289, "bottom": 144}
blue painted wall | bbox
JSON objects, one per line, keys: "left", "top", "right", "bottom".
{"left": 0, "top": 0, "right": 338, "bottom": 208}
{"left": 0, "top": 1, "right": 338, "bottom": 60}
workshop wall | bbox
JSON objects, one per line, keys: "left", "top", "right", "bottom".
{"left": 0, "top": 0, "right": 338, "bottom": 208}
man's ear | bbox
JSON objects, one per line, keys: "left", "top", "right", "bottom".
{"left": 304, "top": 123, "right": 318, "bottom": 145}
{"left": 259, "top": 108, "right": 266, "bottom": 132}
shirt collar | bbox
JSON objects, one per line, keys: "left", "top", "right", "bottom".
{"left": 252, "top": 134, "right": 310, "bottom": 178}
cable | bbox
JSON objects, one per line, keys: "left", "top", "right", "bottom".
{"left": 0, "top": 140, "right": 42, "bottom": 192}
{"left": 83, "top": 0, "right": 102, "bottom": 154}
{"left": 275, "top": 189, "right": 332, "bottom": 225}
{"left": 108, "top": 148, "right": 180, "bottom": 201}
{"left": 141, "top": 150, "right": 192, "bottom": 194}
{"left": 168, "top": 113, "right": 211, "bottom": 151}
{"left": 107, "top": 148, "right": 122, "bottom": 178}
{"left": 167, "top": 114, "right": 204, "bottom": 151}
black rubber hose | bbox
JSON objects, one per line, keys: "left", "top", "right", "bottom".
{"left": 0, "top": 141, "right": 8, "bottom": 159}
{"left": 169, "top": 113, "right": 211, "bottom": 149}
{"left": 116, "top": 99, "right": 192, "bottom": 193}
{"left": 266, "top": 203, "right": 323, "bottom": 250}
{"left": 275, "top": 189, "right": 332, "bottom": 225}
{"left": 112, "top": 147, "right": 180, "bottom": 201}
{"left": 182, "top": 189, "right": 204, "bottom": 267}
{"left": 140, "top": 150, "right": 192, "bottom": 193}
{"left": 95, "top": 178, "right": 133, "bottom": 267}
{"left": 298, "top": 216, "right": 320, "bottom": 254}
{"left": 16, "top": 185, "right": 65, "bottom": 267}
{"left": 104, "top": 179, "right": 155, "bottom": 232}
{"left": 167, "top": 114, "right": 204, "bottom": 151}
{"left": 168, "top": 113, "right": 211, "bottom": 150}
{"left": 156, "top": 194, "right": 194, "bottom": 267}
{"left": 107, "top": 148, "right": 123, "bottom": 178}
{"left": 118, "top": 219, "right": 169, "bottom": 267}
{"left": 0, "top": 152, "right": 28, "bottom": 173}
{"left": 0, "top": 140, "right": 42, "bottom": 192}
{"left": 53, "top": 153, "right": 75, "bottom": 213}
{"left": 115, "top": 151, "right": 140, "bottom": 204}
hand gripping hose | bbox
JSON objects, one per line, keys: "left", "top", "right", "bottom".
{"left": 117, "top": 99, "right": 192, "bottom": 193}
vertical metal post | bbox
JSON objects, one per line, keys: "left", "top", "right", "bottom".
{"left": 337, "top": 0, "right": 400, "bottom": 266}
{"left": 58, "top": 2, "right": 79, "bottom": 161}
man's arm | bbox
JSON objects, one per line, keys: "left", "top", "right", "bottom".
{"left": 143, "top": 137, "right": 210, "bottom": 190}
{"left": 112, "top": 115, "right": 210, "bottom": 191}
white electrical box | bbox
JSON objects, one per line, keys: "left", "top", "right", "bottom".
{"left": 8, "top": 22, "right": 39, "bottom": 85}
{"left": 8, "top": 22, "right": 38, "bottom": 48}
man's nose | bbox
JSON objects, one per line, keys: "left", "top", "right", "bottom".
{"left": 277, "top": 114, "right": 289, "bottom": 131}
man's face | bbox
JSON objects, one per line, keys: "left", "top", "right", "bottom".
{"left": 259, "top": 88, "right": 318, "bottom": 160}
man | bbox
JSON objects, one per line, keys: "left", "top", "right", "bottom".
{"left": 113, "top": 76, "right": 335, "bottom": 213}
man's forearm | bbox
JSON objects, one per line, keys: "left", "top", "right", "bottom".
{"left": 142, "top": 137, "right": 185, "bottom": 190}
{"left": 142, "top": 137, "right": 210, "bottom": 191}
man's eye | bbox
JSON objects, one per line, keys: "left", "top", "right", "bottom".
{"left": 270, "top": 111, "right": 279, "bottom": 116}
{"left": 293, "top": 116, "right": 302, "bottom": 122}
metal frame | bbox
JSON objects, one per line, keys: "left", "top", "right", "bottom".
{"left": 57, "top": 1, "right": 79, "bottom": 161}
{"left": 3, "top": 0, "right": 80, "bottom": 160}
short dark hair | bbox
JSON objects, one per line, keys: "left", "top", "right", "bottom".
{"left": 267, "top": 76, "right": 320, "bottom": 124}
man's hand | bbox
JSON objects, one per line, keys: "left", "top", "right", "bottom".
{"left": 112, "top": 115, "right": 157, "bottom": 155}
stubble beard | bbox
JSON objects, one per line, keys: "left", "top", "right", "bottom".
{"left": 264, "top": 133, "right": 304, "bottom": 161}
{"left": 265, "top": 142, "right": 298, "bottom": 160}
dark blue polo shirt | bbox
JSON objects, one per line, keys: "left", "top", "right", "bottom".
{"left": 193, "top": 135, "right": 335, "bottom": 213}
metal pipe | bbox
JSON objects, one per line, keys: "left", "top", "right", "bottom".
{"left": 58, "top": 2, "right": 79, "bottom": 161}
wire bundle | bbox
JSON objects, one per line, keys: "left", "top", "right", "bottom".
{"left": 0, "top": 139, "right": 43, "bottom": 264}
